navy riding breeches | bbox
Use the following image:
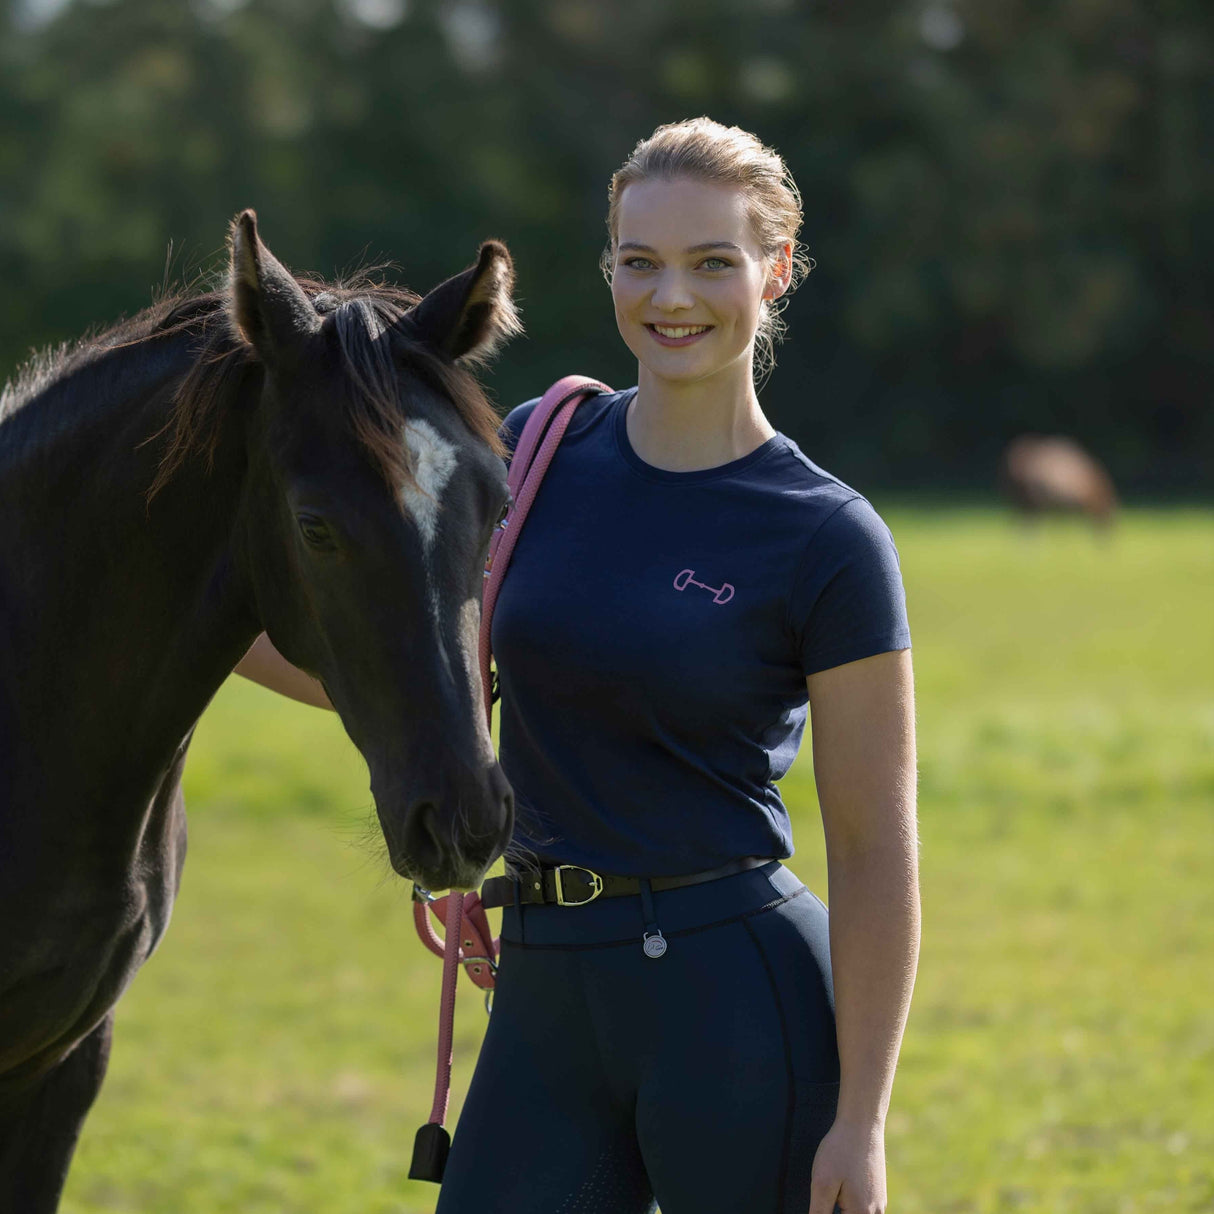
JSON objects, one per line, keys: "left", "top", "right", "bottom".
{"left": 435, "top": 862, "right": 840, "bottom": 1214}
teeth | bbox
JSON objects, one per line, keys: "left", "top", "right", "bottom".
{"left": 653, "top": 325, "right": 709, "bottom": 339}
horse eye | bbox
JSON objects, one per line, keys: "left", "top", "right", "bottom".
{"left": 297, "top": 513, "right": 335, "bottom": 550}
{"left": 496, "top": 496, "right": 513, "bottom": 527}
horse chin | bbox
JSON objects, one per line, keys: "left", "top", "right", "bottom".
{"left": 389, "top": 848, "right": 491, "bottom": 893}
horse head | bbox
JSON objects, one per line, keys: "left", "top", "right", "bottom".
{"left": 226, "top": 210, "right": 517, "bottom": 890}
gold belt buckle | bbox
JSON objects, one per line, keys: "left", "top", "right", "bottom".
{"left": 553, "top": 865, "right": 604, "bottom": 906}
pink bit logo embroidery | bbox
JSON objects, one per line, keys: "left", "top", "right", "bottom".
{"left": 673, "top": 568, "right": 735, "bottom": 605}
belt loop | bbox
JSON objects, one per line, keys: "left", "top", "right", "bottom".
{"left": 512, "top": 875, "right": 526, "bottom": 946}
{"left": 638, "top": 878, "right": 667, "bottom": 959}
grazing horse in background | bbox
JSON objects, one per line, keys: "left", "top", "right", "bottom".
{"left": 1000, "top": 435, "right": 1119, "bottom": 531}
{"left": 0, "top": 210, "right": 519, "bottom": 1211}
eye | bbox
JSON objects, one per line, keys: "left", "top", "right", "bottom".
{"left": 622, "top": 256, "right": 655, "bottom": 271}
{"left": 495, "top": 494, "right": 513, "bottom": 528}
{"left": 297, "top": 513, "right": 336, "bottom": 551}
{"left": 699, "top": 257, "right": 730, "bottom": 271}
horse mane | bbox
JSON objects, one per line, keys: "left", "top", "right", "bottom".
{"left": 1, "top": 269, "right": 506, "bottom": 499}
{"left": 0, "top": 295, "right": 194, "bottom": 424}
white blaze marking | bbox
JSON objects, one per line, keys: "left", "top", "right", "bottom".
{"left": 400, "top": 418, "right": 460, "bottom": 652}
{"left": 400, "top": 419, "right": 458, "bottom": 549}
{"left": 458, "top": 597, "right": 496, "bottom": 764}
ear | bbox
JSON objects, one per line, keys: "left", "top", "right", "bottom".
{"left": 227, "top": 209, "right": 322, "bottom": 359}
{"left": 407, "top": 240, "right": 523, "bottom": 365}
{"left": 762, "top": 240, "right": 795, "bottom": 302}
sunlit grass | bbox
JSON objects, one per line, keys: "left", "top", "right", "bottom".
{"left": 63, "top": 507, "right": 1214, "bottom": 1213}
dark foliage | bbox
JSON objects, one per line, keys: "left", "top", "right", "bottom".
{"left": 2, "top": 0, "right": 1211, "bottom": 492}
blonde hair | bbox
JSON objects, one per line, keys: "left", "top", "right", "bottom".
{"left": 602, "top": 117, "right": 812, "bottom": 383}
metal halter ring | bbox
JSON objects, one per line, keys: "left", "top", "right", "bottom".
{"left": 460, "top": 955, "right": 498, "bottom": 973}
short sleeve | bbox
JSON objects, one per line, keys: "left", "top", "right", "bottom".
{"left": 498, "top": 397, "right": 540, "bottom": 459}
{"left": 790, "top": 496, "right": 911, "bottom": 676}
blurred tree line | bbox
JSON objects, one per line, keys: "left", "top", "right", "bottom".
{"left": 2, "top": 0, "right": 1210, "bottom": 492}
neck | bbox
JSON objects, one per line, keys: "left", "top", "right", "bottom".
{"left": 0, "top": 330, "right": 259, "bottom": 806}
{"left": 629, "top": 354, "right": 775, "bottom": 472}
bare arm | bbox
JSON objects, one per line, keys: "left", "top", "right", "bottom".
{"left": 805, "top": 647, "right": 919, "bottom": 1214}
{"left": 232, "top": 633, "right": 334, "bottom": 711}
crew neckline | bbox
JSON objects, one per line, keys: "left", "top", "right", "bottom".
{"left": 611, "top": 388, "right": 783, "bottom": 484}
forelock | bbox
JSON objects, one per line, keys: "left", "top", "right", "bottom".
{"left": 323, "top": 291, "right": 502, "bottom": 488}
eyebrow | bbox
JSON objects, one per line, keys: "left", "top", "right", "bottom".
{"left": 617, "top": 241, "right": 744, "bottom": 255}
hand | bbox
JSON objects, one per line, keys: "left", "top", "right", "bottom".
{"left": 807, "top": 1118, "right": 887, "bottom": 1214}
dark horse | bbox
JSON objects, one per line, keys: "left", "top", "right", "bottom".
{"left": 0, "top": 211, "right": 519, "bottom": 1209}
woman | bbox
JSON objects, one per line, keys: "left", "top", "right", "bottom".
{"left": 241, "top": 118, "right": 919, "bottom": 1214}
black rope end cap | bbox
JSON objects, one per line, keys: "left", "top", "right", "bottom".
{"left": 409, "top": 1122, "right": 451, "bottom": 1183}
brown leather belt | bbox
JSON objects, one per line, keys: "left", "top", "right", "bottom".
{"left": 480, "top": 856, "right": 775, "bottom": 910}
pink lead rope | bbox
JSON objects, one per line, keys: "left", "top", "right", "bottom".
{"left": 479, "top": 375, "right": 613, "bottom": 720}
{"left": 409, "top": 375, "right": 611, "bottom": 1184}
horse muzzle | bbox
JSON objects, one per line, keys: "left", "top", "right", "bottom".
{"left": 375, "top": 763, "right": 514, "bottom": 891}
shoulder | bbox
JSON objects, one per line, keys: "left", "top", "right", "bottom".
{"left": 498, "top": 385, "right": 627, "bottom": 456}
{"left": 767, "top": 435, "right": 856, "bottom": 499}
{"left": 810, "top": 494, "right": 900, "bottom": 562}
{"left": 779, "top": 456, "right": 910, "bottom": 672}
{"left": 773, "top": 440, "right": 905, "bottom": 602}
{"left": 793, "top": 489, "right": 902, "bottom": 586}
{"left": 761, "top": 436, "right": 895, "bottom": 543}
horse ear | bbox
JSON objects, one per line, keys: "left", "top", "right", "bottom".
{"left": 407, "top": 240, "right": 523, "bottom": 365}
{"left": 227, "top": 209, "right": 320, "bottom": 358}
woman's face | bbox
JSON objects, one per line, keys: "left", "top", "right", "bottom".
{"left": 610, "top": 176, "right": 788, "bottom": 389}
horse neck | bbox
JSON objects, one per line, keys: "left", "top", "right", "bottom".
{"left": 0, "top": 329, "right": 260, "bottom": 800}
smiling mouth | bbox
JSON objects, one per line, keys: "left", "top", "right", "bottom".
{"left": 646, "top": 323, "right": 713, "bottom": 346}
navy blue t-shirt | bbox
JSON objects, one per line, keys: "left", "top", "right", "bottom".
{"left": 492, "top": 387, "right": 910, "bottom": 876}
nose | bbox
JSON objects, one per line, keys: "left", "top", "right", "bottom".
{"left": 400, "top": 799, "right": 445, "bottom": 881}
{"left": 651, "top": 269, "right": 695, "bottom": 312}
{"left": 391, "top": 762, "right": 514, "bottom": 890}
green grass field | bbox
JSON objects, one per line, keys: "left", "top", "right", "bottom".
{"left": 62, "top": 508, "right": 1214, "bottom": 1213}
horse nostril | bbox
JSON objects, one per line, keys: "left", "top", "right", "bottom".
{"left": 490, "top": 766, "right": 513, "bottom": 810}
{"left": 402, "top": 800, "right": 445, "bottom": 875}
{"left": 499, "top": 785, "right": 515, "bottom": 843}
